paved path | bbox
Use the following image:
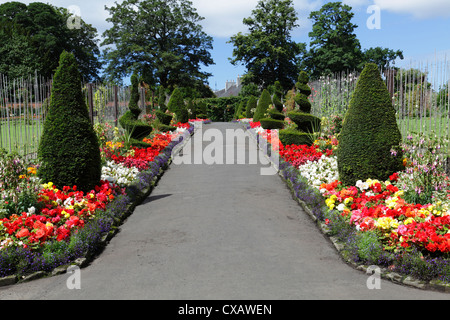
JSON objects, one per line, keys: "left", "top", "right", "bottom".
{"left": 0, "top": 122, "right": 449, "bottom": 300}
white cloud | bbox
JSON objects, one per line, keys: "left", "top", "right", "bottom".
{"left": 193, "top": 0, "right": 322, "bottom": 38}
{"left": 374, "top": 0, "right": 450, "bottom": 19}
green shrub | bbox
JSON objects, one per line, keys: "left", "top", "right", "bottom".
{"left": 168, "top": 87, "right": 189, "bottom": 123}
{"left": 294, "top": 71, "right": 312, "bottom": 113}
{"left": 260, "top": 118, "right": 284, "bottom": 130}
{"left": 118, "top": 72, "right": 152, "bottom": 141}
{"left": 287, "top": 111, "right": 321, "bottom": 133}
{"left": 37, "top": 51, "right": 101, "bottom": 192}
{"left": 195, "top": 100, "right": 208, "bottom": 119}
{"left": 356, "top": 230, "right": 383, "bottom": 264}
{"left": 246, "top": 96, "right": 257, "bottom": 119}
{"left": 272, "top": 81, "right": 284, "bottom": 112}
{"left": 268, "top": 109, "right": 285, "bottom": 121}
{"left": 158, "top": 124, "right": 177, "bottom": 132}
{"left": 157, "top": 86, "right": 167, "bottom": 112}
{"left": 337, "top": 63, "right": 403, "bottom": 186}
{"left": 156, "top": 110, "right": 173, "bottom": 125}
{"left": 119, "top": 111, "right": 153, "bottom": 140}
{"left": 253, "top": 89, "right": 271, "bottom": 122}
{"left": 279, "top": 129, "right": 314, "bottom": 146}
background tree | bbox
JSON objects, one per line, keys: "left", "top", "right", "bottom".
{"left": 102, "top": 0, "right": 214, "bottom": 92}
{"left": 38, "top": 51, "right": 101, "bottom": 192}
{"left": 362, "top": 47, "right": 404, "bottom": 69}
{"left": 303, "top": 2, "right": 363, "bottom": 79}
{"left": 229, "top": 0, "right": 306, "bottom": 91}
{"left": 0, "top": 1, "right": 101, "bottom": 81}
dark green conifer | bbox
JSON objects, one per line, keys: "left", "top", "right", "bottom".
{"left": 38, "top": 51, "right": 101, "bottom": 192}
{"left": 337, "top": 63, "right": 403, "bottom": 186}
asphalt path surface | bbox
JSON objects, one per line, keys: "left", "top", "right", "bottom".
{"left": 0, "top": 122, "right": 449, "bottom": 300}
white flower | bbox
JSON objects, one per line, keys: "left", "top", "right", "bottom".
{"left": 27, "top": 206, "right": 36, "bottom": 215}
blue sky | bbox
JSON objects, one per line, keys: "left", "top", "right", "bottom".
{"left": 3, "top": 0, "right": 450, "bottom": 90}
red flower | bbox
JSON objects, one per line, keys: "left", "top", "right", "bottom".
{"left": 16, "top": 228, "right": 30, "bottom": 238}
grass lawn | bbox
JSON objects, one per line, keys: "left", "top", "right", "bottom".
{"left": 0, "top": 119, "right": 43, "bottom": 157}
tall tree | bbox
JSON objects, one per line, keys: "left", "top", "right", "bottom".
{"left": 303, "top": 2, "right": 363, "bottom": 79}
{"left": 362, "top": 47, "right": 404, "bottom": 69}
{"left": 0, "top": 2, "right": 101, "bottom": 81}
{"left": 229, "top": 0, "right": 305, "bottom": 91}
{"left": 102, "top": 0, "right": 214, "bottom": 91}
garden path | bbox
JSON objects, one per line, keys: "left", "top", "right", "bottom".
{"left": 0, "top": 122, "right": 448, "bottom": 300}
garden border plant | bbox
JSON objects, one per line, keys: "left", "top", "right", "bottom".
{"left": 0, "top": 124, "right": 195, "bottom": 286}
{"left": 242, "top": 120, "right": 450, "bottom": 293}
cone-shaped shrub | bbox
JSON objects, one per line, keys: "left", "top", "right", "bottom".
{"left": 168, "top": 87, "right": 189, "bottom": 123}
{"left": 246, "top": 96, "right": 257, "bottom": 119}
{"left": 253, "top": 89, "right": 271, "bottom": 122}
{"left": 337, "top": 63, "right": 403, "bottom": 186}
{"left": 37, "top": 51, "right": 101, "bottom": 192}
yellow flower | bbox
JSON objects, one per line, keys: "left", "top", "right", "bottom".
{"left": 376, "top": 217, "right": 398, "bottom": 230}
{"left": 325, "top": 198, "right": 335, "bottom": 210}
{"left": 344, "top": 197, "right": 353, "bottom": 205}
{"left": 61, "top": 210, "right": 70, "bottom": 219}
{"left": 27, "top": 167, "right": 37, "bottom": 175}
{"left": 404, "top": 217, "right": 415, "bottom": 225}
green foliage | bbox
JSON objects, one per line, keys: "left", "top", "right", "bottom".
{"left": 287, "top": 111, "right": 320, "bottom": 133}
{"left": 253, "top": 89, "right": 272, "bottom": 122}
{"left": 279, "top": 129, "right": 313, "bottom": 146}
{"left": 195, "top": 100, "right": 208, "bottom": 119}
{"left": 119, "top": 111, "right": 153, "bottom": 140}
{"left": 356, "top": 230, "right": 383, "bottom": 264}
{"left": 267, "top": 109, "right": 285, "bottom": 121}
{"left": 362, "top": 47, "right": 404, "bottom": 70}
{"left": 0, "top": 2, "right": 101, "bottom": 81}
{"left": 246, "top": 96, "right": 257, "bottom": 118}
{"left": 168, "top": 87, "right": 189, "bottom": 123}
{"left": 203, "top": 96, "right": 243, "bottom": 122}
{"left": 118, "top": 72, "right": 153, "bottom": 140}
{"left": 234, "top": 100, "right": 246, "bottom": 119}
{"left": 157, "top": 86, "right": 167, "bottom": 112}
{"left": 260, "top": 118, "right": 284, "bottom": 129}
{"left": 128, "top": 73, "right": 141, "bottom": 114}
{"left": 37, "top": 51, "right": 101, "bottom": 192}
{"left": 294, "top": 71, "right": 312, "bottom": 113}
{"left": 303, "top": 2, "right": 363, "bottom": 79}
{"left": 156, "top": 110, "right": 173, "bottom": 125}
{"left": 102, "top": 0, "right": 214, "bottom": 90}
{"left": 229, "top": 0, "right": 306, "bottom": 91}
{"left": 337, "top": 63, "right": 403, "bottom": 186}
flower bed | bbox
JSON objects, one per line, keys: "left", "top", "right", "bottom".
{"left": 243, "top": 119, "right": 450, "bottom": 288}
{"left": 0, "top": 122, "right": 197, "bottom": 282}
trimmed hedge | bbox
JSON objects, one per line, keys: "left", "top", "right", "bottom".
{"left": 268, "top": 109, "right": 285, "bottom": 121}
{"left": 287, "top": 111, "right": 321, "bottom": 133}
{"left": 260, "top": 118, "right": 284, "bottom": 130}
{"left": 337, "top": 63, "right": 403, "bottom": 186}
{"left": 156, "top": 110, "right": 173, "bottom": 125}
{"left": 246, "top": 96, "right": 257, "bottom": 119}
{"left": 119, "top": 111, "right": 153, "bottom": 140}
{"left": 37, "top": 51, "right": 101, "bottom": 192}
{"left": 279, "top": 129, "right": 314, "bottom": 146}
{"left": 168, "top": 88, "right": 189, "bottom": 123}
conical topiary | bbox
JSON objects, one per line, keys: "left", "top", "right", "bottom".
{"left": 253, "top": 89, "right": 272, "bottom": 122}
{"left": 37, "top": 51, "right": 101, "bottom": 192}
{"left": 246, "top": 96, "right": 257, "bottom": 119}
{"left": 337, "top": 63, "right": 403, "bottom": 186}
{"left": 168, "top": 87, "right": 189, "bottom": 123}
